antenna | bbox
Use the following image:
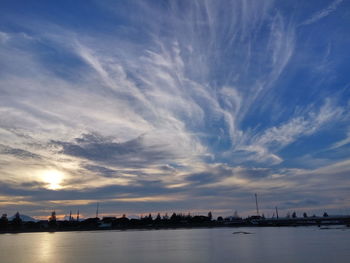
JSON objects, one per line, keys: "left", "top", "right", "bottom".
{"left": 255, "top": 193, "right": 260, "bottom": 216}
{"left": 96, "top": 203, "right": 99, "bottom": 219}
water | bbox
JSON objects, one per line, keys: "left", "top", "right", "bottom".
{"left": 0, "top": 227, "right": 349, "bottom": 263}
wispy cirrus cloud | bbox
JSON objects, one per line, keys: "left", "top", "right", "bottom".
{"left": 235, "top": 99, "right": 344, "bottom": 164}
{"left": 329, "top": 130, "right": 350, "bottom": 150}
{"left": 0, "top": 0, "right": 349, "bottom": 217}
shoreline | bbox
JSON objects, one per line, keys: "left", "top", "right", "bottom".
{"left": 1, "top": 221, "right": 349, "bottom": 235}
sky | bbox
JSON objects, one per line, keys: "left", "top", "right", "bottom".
{"left": 0, "top": 0, "right": 350, "bottom": 219}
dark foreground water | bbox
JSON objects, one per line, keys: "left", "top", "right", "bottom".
{"left": 1, "top": 227, "right": 349, "bottom": 263}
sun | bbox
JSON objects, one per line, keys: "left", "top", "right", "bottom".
{"left": 42, "top": 170, "right": 64, "bottom": 190}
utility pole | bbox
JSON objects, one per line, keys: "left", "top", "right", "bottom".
{"left": 255, "top": 193, "right": 260, "bottom": 216}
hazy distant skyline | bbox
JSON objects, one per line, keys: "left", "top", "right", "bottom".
{"left": 1, "top": 0, "right": 350, "bottom": 219}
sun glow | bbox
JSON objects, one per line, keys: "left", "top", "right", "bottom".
{"left": 42, "top": 170, "right": 64, "bottom": 190}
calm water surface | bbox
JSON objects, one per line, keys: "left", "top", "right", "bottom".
{"left": 1, "top": 227, "right": 349, "bottom": 263}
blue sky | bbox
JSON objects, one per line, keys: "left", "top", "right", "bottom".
{"left": 0, "top": 0, "right": 349, "bottom": 219}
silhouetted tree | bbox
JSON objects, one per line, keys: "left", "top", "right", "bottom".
{"left": 48, "top": 211, "right": 57, "bottom": 228}
{"left": 323, "top": 212, "right": 329, "bottom": 217}
{"left": 303, "top": 212, "right": 308, "bottom": 218}
{"left": 12, "top": 212, "right": 22, "bottom": 229}
{"left": 208, "top": 211, "right": 212, "bottom": 221}
{"left": 292, "top": 211, "right": 297, "bottom": 218}
{"left": 140, "top": 213, "right": 152, "bottom": 225}
{"left": 170, "top": 212, "right": 177, "bottom": 221}
{"left": 0, "top": 213, "right": 8, "bottom": 229}
{"left": 163, "top": 213, "right": 169, "bottom": 220}
{"left": 155, "top": 213, "right": 161, "bottom": 222}
{"left": 217, "top": 216, "right": 223, "bottom": 222}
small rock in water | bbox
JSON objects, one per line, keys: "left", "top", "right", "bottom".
{"left": 232, "top": 231, "right": 252, "bottom": 235}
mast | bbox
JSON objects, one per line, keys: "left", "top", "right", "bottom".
{"left": 255, "top": 193, "right": 260, "bottom": 216}
{"left": 96, "top": 203, "right": 99, "bottom": 219}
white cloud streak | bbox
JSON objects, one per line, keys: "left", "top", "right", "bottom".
{"left": 300, "top": 0, "right": 344, "bottom": 26}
